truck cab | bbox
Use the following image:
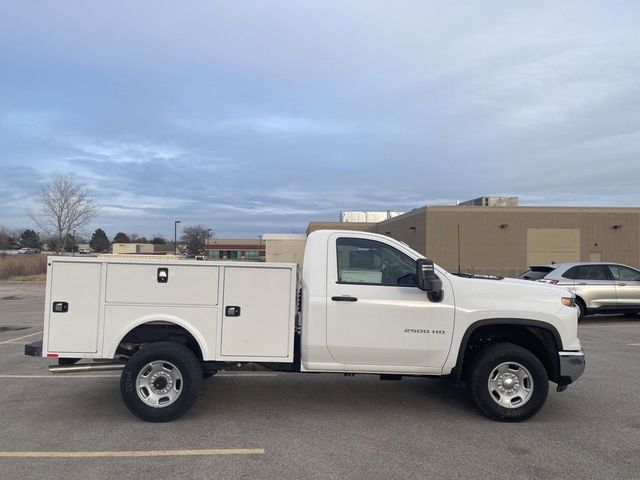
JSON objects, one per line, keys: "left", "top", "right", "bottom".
{"left": 301, "top": 231, "right": 456, "bottom": 374}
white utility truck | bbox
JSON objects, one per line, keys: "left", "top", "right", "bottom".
{"left": 25, "top": 230, "right": 585, "bottom": 422}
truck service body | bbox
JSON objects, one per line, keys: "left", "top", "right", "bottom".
{"left": 26, "top": 230, "right": 585, "bottom": 422}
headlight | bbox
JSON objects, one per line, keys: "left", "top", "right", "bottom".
{"left": 561, "top": 297, "right": 576, "bottom": 307}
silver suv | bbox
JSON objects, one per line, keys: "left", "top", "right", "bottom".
{"left": 519, "top": 262, "right": 640, "bottom": 320}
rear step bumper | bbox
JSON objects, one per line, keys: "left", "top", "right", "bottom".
{"left": 24, "top": 340, "right": 124, "bottom": 373}
{"left": 24, "top": 340, "right": 42, "bottom": 357}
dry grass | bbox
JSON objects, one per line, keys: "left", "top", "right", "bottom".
{"left": 0, "top": 254, "right": 48, "bottom": 281}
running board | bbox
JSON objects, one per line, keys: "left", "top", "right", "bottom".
{"left": 49, "top": 363, "right": 125, "bottom": 374}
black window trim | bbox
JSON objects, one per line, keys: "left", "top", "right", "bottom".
{"left": 335, "top": 236, "right": 420, "bottom": 288}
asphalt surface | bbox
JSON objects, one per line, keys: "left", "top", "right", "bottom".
{"left": 0, "top": 282, "right": 639, "bottom": 479}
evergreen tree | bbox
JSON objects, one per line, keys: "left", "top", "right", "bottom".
{"left": 113, "top": 232, "right": 130, "bottom": 243}
{"left": 20, "top": 229, "right": 41, "bottom": 249}
{"left": 0, "top": 227, "right": 18, "bottom": 250}
{"left": 64, "top": 234, "right": 78, "bottom": 252}
{"left": 90, "top": 228, "right": 110, "bottom": 252}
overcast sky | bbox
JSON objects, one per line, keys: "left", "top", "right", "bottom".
{"left": 1, "top": 1, "right": 639, "bottom": 238}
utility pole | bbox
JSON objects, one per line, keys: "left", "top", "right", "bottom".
{"left": 174, "top": 220, "right": 181, "bottom": 255}
{"left": 457, "top": 224, "right": 461, "bottom": 275}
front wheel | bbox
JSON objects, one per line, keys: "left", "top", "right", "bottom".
{"left": 120, "top": 341, "right": 202, "bottom": 422}
{"left": 467, "top": 343, "right": 548, "bottom": 421}
{"left": 575, "top": 298, "right": 586, "bottom": 322}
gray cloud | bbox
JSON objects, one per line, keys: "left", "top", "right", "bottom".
{"left": 1, "top": 1, "right": 639, "bottom": 238}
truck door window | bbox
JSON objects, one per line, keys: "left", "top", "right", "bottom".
{"left": 336, "top": 238, "right": 417, "bottom": 287}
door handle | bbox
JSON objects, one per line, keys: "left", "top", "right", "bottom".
{"left": 331, "top": 295, "right": 358, "bottom": 302}
{"left": 617, "top": 283, "right": 627, "bottom": 287}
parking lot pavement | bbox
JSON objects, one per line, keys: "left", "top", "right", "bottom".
{"left": 1, "top": 283, "right": 639, "bottom": 480}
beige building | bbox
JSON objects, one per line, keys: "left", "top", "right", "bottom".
{"left": 205, "top": 239, "right": 264, "bottom": 261}
{"left": 112, "top": 243, "right": 155, "bottom": 254}
{"left": 308, "top": 205, "right": 640, "bottom": 277}
{"left": 263, "top": 234, "right": 307, "bottom": 265}
{"left": 202, "top": 236, "right": 307, "bottom": 264}
{"left": 307, "top": 221, "right": 377, "bottom": 234}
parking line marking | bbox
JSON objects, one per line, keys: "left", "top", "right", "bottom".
{"left": 0, "top": 448, "right": 265, "bottom": 458}
{"left": 628, "top": 343, "right": 640, "bottom": 346}
{"left": 0, "top": 331, "right": 42, "bottom": 345}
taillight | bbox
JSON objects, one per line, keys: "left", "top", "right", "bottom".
{"left": 538, "top": 279, "right": 559, "bottom": 285}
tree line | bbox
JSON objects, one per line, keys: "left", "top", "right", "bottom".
{"left": 0, "top": 227, "right": 169, "bottom": 253}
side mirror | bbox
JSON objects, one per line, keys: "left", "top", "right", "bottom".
{"left": 416, "top": 258, "right": 443, "bottom": 302}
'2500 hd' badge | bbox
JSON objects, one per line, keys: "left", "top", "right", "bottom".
{"left": 404, "top": 329, "right": 445, "bottom": 334}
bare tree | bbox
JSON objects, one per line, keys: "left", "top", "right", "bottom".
{"left": 29, "top": 176, "right": 99, "bottom": 254}
{"left": 181, "top": 225, "right": 213, "bottom": 256}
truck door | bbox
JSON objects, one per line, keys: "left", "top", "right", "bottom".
{"left": 325, "top": 234, "right": 454, "bottom": 370}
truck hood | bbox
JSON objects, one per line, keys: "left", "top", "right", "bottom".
{"left": 443, "top": 269, "right": 579, "bottom": 349}
{"left": 451, "top": 274, "right": 571, "bottom": 294}
{"left": 446, "top": 271, "right": 573, "bottom": 312}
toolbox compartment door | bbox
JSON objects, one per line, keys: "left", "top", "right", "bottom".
{"left": 106, "top": 264, "right": 218, "bottom": 306}
{"left": 47, "top": 262, "right": 102, "bottom": 353}
{"left": 220, "top": 266, "right": 294, "bottom": 359}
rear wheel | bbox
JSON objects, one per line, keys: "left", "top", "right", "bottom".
{"left": 467, "top": 342, "right": 548, "bottom": 421}
{"left": 120, "top": 341, "right": 202, "bottom": 422}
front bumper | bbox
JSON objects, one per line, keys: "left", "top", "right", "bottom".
{"left": 557, "top": 349, "right": 585, "bottom": 391}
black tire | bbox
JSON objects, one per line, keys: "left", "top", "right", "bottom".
{"left": 120, "top": 341, "right": 202, "bottom": 422}
{"left": 575, "top": 298, "right": 586, "bottom": 322}
{"left": 467, "top": 342, "right": 548, "bottom": 422}
{"left": 623, "top": 312, "right": 638, "bottom": 318}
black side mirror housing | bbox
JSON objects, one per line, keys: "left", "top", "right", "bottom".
{"left": 417, "top": 258, "right": 443, "bottom": 302}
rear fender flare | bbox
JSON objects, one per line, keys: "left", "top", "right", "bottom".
{"left": 107, "top": 314, "right": 209, "bottom": 359}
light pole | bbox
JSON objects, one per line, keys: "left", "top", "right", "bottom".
{"left": 174, "top": 220, "right": 181, "bottom": 255}
{"left": 207, "top": 228, "right": 212, "bottom": 259}
{"left": 258, "top": 234, "right": 263, "bottom": 261}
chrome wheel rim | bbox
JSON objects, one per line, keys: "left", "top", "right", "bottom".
{"left": 136, "top": 361, "right": 183, "bottom": 408}
{"left": 487, "top": 362, "right": 533, "bottom": 409}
